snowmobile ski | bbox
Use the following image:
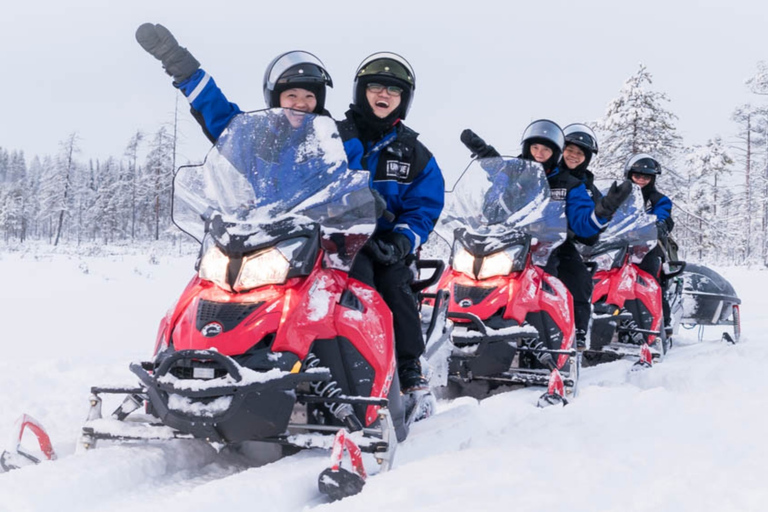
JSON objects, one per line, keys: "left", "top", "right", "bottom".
{"left": 0, "top": 414, "right": 57, "bottom": 473}
{"left": 537, "top": 368, "right": 568, "bottom": 408}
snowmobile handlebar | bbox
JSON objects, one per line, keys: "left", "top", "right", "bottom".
{"left": 663, "top": 260, "right": 686, "bottom": 280}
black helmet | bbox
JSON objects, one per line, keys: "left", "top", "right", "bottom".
{"left": 624, "top": 153, "right": 662, "bottom": 178}
{"left": 563, "top": 123, "right": 598, "bottom": 171}
{"left": 353, "top": 52, "right": 416, "bottom": 119}
{"left": 263, "top": 51, "right": 333, "bottom": 114}
{"left": 563, "top": 123, "right": 599, "bottom": 154}
{"left": 521, "top": 119, "right": 565, "bottom": 172}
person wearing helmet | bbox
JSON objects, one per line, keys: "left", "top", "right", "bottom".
{"left": 339, "top": 52, "right": 445, "bottom": 393}
{"left": 556, "top": 123, "right": 603, "bottom": 349}
{"left": 562, "top": 124, "right": 602, "bottom": 207}
{"left": 625, "top": 153, "right": 675, "bottom": 333}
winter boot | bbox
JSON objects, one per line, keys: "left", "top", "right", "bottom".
{"left": 575, "top": 329, "right": 588, "bottom": 351}
{"left": 398, "top": 359, "right": 429, "bottom": 392}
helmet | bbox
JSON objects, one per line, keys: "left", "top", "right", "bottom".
{"left": 521, "top": 119, "right": 565, "bottom": 171}
{"left": 624, "top": 153, "right": 662, "bottom": 179}
{"left": 263, "top": 51, "right": 333, "bottom": 114}
{"left": 563, "top": 123, "right": 599, "bottom": 154}
{"left": 353, "top": 52, "right": 416, "bottom": 119}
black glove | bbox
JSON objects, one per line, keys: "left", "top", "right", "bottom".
{"left": 656, "top": 220, "right": 669, "bottom": 239}
{"left": 364, "top": 232, "right": 412, "bottom": 265}
{"left": 460, "top": 129, "right": 501, "bottom": 159}
{"left": 136, "top": 23, "right": 200, "bottom": 82}
{"left": 594, "top": 179, "right": 633, "bottom": 219}
{"left": 370, "top": 189, "right": 395, "bottom": 221}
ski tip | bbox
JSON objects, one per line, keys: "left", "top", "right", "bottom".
{"left": 318, "top": 467, "right": 366, "bottom": 501}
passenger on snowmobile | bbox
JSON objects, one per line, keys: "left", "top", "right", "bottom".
{"left": 555, "top": 123, "right": 605, "bottom": 349}
{"left": 625, "top": 153, "right": 675, "bottom": 333}
{"left": 339, "top": 52, "right": 445, "bottom": 393}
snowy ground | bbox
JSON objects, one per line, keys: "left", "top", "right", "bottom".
{"left": 0, "top": 247, "right": 766, "bottom": 512}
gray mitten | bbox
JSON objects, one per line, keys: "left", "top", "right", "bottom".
{"left": 136, "top": 23, "right": 200, "bottom": 82}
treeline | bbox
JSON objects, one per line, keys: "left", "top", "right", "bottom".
{"left": 0, "top": 128, "right": 176, "bottom": 246}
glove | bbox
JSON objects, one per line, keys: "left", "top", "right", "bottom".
{"left": 656, "top": 220, "right": 669, "bottom": 239}
{"left": 594, "top": 179, "right": 633, "bottom": 219}
{"left": 136, "top": 23, "right": 200, "bottom": 82}
{"left": 364, "top": 232, "right": 412, "bottom": 265}
{"left": 460, "top": 129, "right": 501, "bottom": 159}
{"left": 370, "top": 189, "right": 395, "bottom": 221}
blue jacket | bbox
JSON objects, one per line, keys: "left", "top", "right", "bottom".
{"left": 642, "top": 184, "right": 673, "bottom": 229}
{"left": 336, "top": 112, "right": 444, "bottom": 252}
{"left": 547, "top": 166, "right": 608, "bottom": 239}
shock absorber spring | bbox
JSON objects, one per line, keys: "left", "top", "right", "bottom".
{"left": 304, "top": 352, "right": 362, "bottom": 431}
{"left": 524, "top": 338, "right": 556, "bottom": 370}
{"left": 620, "top": 315, "right": 645, "bottom": 344}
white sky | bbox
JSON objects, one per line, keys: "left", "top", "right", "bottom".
{"left": 2, "top": 0, "right": 768, "bottom": 183}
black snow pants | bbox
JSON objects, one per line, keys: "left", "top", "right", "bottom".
{"left": 349, "top": 251, "right": 424, "bottom": 362}
{"left": 638, "top": 245, "right": 671, "bottom": 325}
{"left": 543, "top": 241, "right": 593, "bottom": 336}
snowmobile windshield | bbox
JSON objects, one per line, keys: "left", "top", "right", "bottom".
{"left": 578, "top": 181, "right": 658, "bottom": 259}
{"left": 172, "top": 108, "right": 376, "bottom": 270}
{"left": 436, "top": 157, "right": 566, "bottom": 266}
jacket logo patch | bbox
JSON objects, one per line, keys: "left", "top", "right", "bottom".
{"left": 551, "top": 188, "right": 567, "bottom": 201}
{"left": 386, "top": 161, "right": 411, "bottom": 179}
{"left": 645, "top": 199, "right": 653, "bottom": 212}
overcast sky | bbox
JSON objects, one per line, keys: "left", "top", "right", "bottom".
{"left": 2, "top": 0, "right": 767, "bottom": 183}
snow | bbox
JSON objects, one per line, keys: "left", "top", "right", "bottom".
{"left": 0, "top": 251, "right": 767, "bottom": 511}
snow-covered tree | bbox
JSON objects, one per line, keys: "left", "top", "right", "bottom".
{"left": 124, "top": 131, "right": 144, "bottom": 240}
{"left": 593, "top": 63, "right": 682, "bottom": 179}
{"left": 141, "top": 127, "right": 174, "bottom": 240}
{"left": 677, "top": 138, "right": 734, "bottom": 261}
{"left": 746, "top": 61, "right": 768, "bottom": 96}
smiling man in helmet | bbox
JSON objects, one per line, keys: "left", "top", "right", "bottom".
{"left": 339, "top": 52, "right": 445, "bottom": 394}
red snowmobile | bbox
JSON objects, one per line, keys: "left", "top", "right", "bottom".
{"left": 580, "top": 185, "right": 684, "bottom": 368}
{"left": 80, "top": 109, "right": 423, "bottom": 500}
{"left": 430, "top": 157, "right": 577, "bottom": 406}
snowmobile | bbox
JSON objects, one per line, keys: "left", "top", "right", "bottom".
{"left": 429, "top": 156, "right": 577, "bottom": 406}
{"left": 579, "top": 185, "right": 684, "bottom": 368}
{"left": 79, "top": 109, "right": 434, "bottom": 500}
{"left": 675, "top": 263, "right": 741, "bottom": 343}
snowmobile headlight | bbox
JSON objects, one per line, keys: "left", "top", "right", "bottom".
{"left": 592, "top": 249, "right": 623, "bottom": 272}
{"left": 199, "top": 245, "right": 232, "bottom": 291}
{"left": 452, "top": 244, "right": 475, "bottom": 279}
{"left": 478, "top": 245, "right": 526, "bottom": 280}
{"left": 234, "top": 247, "right": 291, "bottom": 292}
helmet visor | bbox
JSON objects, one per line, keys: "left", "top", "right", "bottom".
{"left": 356, "top": 53, "right": 415, "bottom": 87}
{"left": 266, "top": 51, "right": 332, "bottom": 91}
{"left": 521, "top": 120, "right": 565, "bottom": 152}
{"left": 626, "top": 154, "right": 661, "bottom": 175}
{"left": 563, "top": 123, "right": 598, "bottom": 153}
